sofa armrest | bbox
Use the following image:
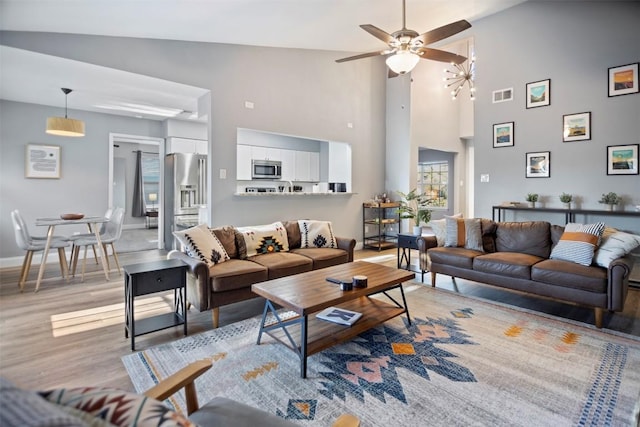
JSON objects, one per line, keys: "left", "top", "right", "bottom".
{"left": 167, "top": 250, "right": 211, "bottom": 312}
{"left": 336, "top": 237, "right": 356, "bottom": 262}
{"left": 417, "top": 236, "right": 438, "bottom": 272}
{"left": 607, "top": 255, "right": 634, "bottom": 311}
{"left": 144, "top": 359, "right": 213, "bottom": 415}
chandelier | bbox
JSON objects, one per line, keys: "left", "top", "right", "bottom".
{"left": 443, "top": 50, "right": 476, "bottom": 101}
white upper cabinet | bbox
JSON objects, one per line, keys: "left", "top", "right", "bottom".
{"left": 166, "top": 137, "right": 208, "bottom": 154}
{"left": 280, "top": 149, "right": 296, "bottom": 181}
{"left": 237, "top": 145, "right": 252, "bottom": 180}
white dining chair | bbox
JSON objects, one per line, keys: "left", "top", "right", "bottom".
{"left": 11, "top": 210, "right": 70, "bottom": 292}
{"left": 68, "top": 208, "right": 113, "bottom": 267}
{"left": 71, "top": 207, "right": 125, "bottom": 281}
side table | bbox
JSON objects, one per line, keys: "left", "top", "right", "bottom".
{"left": 397, "top": 233, "right": 419, "bottom": 270}
{"left": 124, "top": 259, "right": 188, "bottom": 351}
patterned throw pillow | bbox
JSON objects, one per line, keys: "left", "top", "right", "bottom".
{"left": 444, "top": 217, "right": 483, "bottom": 251}
{"left": 173, "top": 224, "right": 230, "bottom": 266}
{"left": 237, "top": 222, "right": 289, "bottom": 257}
{"left": 593, "top": 227, "right": 640, "bottom": 268}
{"left": 429, "top": 213, "right": 463, "bottom": 247}
{"left": 298, "top": 220, "right": 337, "bottom": 248}
{"left": 39, "top": 387, "right": 195, "bottom": 427}
{"left": 550, "top": 222, "right": 605, "bottom": 266}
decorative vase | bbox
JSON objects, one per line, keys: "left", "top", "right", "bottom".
{"left": 563, "top": 202, "right": 571, "bottom": 209}
{"left": 413, "top": 226, "right": 422, "bottom": 236}
{"left": 607, "top": 204, "right": 615, "bottom": 211}
{"left": 528, "top": 201, "right": 535, "bottom": 208}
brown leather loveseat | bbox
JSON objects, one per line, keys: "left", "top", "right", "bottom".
{"left": 169, "top": 220, "right": 355, "bottom": 328}
{"left": 418, "top": 220, "right": 635, "bottom": 328}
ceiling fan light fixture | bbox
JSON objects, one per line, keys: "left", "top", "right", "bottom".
{"left": 386, "top": 51, "right": 420, "bottom": 74}
{"left": 46, "top": 88, "right": 85, "bottom": 137}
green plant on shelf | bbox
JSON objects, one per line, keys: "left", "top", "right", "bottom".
{"left": 599, "top": 192, "right": 621, "bottom": 205}
{"left": 559, "top": 193, "right": 573, "bottom": 203}
{"left": 526, "top": 193, "right": 539, "bottom": 202}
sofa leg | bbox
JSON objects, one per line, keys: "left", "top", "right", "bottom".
{"left": 594, "top": 308, "right": 603, "bottom": 329}
{"left": 212, "top": 307, "right": 220, "bottom": 329}
{"left": 430, "top": 271, "right": 437, "bottom": 287}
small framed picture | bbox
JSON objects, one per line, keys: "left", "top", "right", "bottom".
{"left": 607, "top": 144, "right": 639, "bottom": 175}
{"left": 608, "top": 63, "right": 639, "bottom": 97}
{"left": 563, "top": 112, "right": 591, "bottom": 142}
{"left": 526, "top": 151, "right": 550, "bottom": 178}
{"left": 25, "top": 144, "right": 61, "bottom": 179}
{"left": 493, "top": 122, "right": 514, "bottom": 148}
{"left": 526, "top": 79, "right": 550, "bottom": 108}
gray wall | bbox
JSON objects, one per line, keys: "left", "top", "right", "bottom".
{"left": 472, "top": 1, "right": 640, "bottom": 233}
{"left": 0, "top": 32, "right": 388, "bottom": 257}
{"left": 0, "top": 100, "right": 163, "bottom": 258}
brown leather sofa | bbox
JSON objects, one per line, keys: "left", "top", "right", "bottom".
{"left": 417, "top": 220, "right": 634, "bottom": 328}
{"left": 169, "top": 221, "right": 356, "bottom": 328}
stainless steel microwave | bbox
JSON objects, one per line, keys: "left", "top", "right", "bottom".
{"left": 252, "top": 159, "right": 282, "bottom": 179}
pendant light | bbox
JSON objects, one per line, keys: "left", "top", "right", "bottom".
{"left": 46, "top": 88, "right": 85, "bottom": 137}
{"left": 443, "top": 43, "right": 476, "bottom": 101}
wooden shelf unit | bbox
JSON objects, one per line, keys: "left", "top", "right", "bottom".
{"left": 362, "top": 202, "right": 401, "bottom": 251}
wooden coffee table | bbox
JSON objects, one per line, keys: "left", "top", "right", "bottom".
{"left": 252, "top": 261, "right": 415, "bottom": 378}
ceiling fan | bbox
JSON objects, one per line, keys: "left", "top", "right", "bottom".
{"left": 336, "top": 0, "right": 471, "bottom": 76}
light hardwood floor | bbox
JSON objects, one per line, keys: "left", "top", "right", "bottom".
{"left": 1, "top": 248, "right": 638, "bottom": 393}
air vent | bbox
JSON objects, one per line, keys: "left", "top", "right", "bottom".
{"left": 492, "top": 88, "right": 513, "bottom": 103}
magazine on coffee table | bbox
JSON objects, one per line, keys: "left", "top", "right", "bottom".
{"left": 316, "top": 306, "right": 362, "bottom": 326}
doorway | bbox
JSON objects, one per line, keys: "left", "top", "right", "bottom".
{"left": 109, "top": 133, "right": 165, "bottom": 251}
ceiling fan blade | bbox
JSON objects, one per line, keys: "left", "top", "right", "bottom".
{"left": 335, "top": 50, "right": 390, "bottom": 63}
{"left": 360, "top": 24, "right": 394, "bottom": 44}
{"left": 414, "top": 20, "right": 472, "bottom": 46}
{"left": 417, "top": 47, "right": 467, "bottom": 64}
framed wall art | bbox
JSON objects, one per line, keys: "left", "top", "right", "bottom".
{"left": 493, "top": 121, "right": 514, "bottom": 148}
{"left": 608, "top": 63, "right": 639, "bottom": 97}
{"left": 526, "top": 79, "right": 550, "bottom": 108}
{"left": 607, "top": 144, "right": 639, "bottom": 175}
{"left": 25, "top": 144, "right": 61, "bottom": 179}
{"left": 563, "top": 112, "right": 591, "bottom": 142}
{"left": 526, "top": 151, "right": 550, "bottom": 178}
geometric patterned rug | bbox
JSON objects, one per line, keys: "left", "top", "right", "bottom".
{"left": 122, "top": 285, "right": 640, "bottom": 426}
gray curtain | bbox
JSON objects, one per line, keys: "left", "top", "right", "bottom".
{"left": 132, "top": 150, "right": 146, "bottom": 217}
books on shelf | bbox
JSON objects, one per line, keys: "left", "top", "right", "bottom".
{"left": 316, "top": 306, "right": 362, "bottom": 326}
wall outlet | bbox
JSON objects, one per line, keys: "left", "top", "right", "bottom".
{"left": 480, "top": 174, "right": 490, "bottom": 183}
{"left": 219, "top": 168, "right": 227, "bottom": 179}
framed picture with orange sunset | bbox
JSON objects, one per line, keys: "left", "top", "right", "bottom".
{"left": 608, "top": 63, "right": 639, "bottom": 97}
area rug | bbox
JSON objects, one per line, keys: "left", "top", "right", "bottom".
{"left": 122, "top": 285, "right": 640, "bottom": 426}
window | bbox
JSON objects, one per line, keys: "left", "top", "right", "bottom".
{"left": 141, "top": 152, "right": 160, "bottom": 210}
{"left": 418, "top": 161, "right": 448, "bottom": 208}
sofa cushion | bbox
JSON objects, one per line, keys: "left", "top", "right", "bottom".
{"left": 480, "top": 218, "right": 498, "bottom": 253}
{"left": 283, "top": 220, "right": 302, "bottom": 249}
{"left": 211, "top": 226, "right": 239, "bottom": 259}
{"left": 209, "top": 259, "right": 268, "bottom": 292}
{"left": 429, "top": 213, "right": 462, "bottom": 247}
{"left": 290, "top": 247, "right": 349, "bottom": 270}
{"left": 298, "top": 220, "right": 336, "bottom": 248}
{"left": 39, "top": 387, "right": 195, "bottom": 427}
{"left": 444, "top": 217, "right": 483, "bottom": 251}
{"left": 532, "top": 259, "right": 607, "bottom": 293}
{"left": 428, "top": 246, "right": 483, "bottom": 269}
{"left": 0, "top": 377, "right": 89, "bottom": 427}
{"left": 495, "top": 221, "right": 551, "bottom": 258}
{"left": 248, "top": 252, "right": 313, "bottom": 280}
{"left": 593, "top": 227, "right": 640, "bottom": 268}
{"left": 173, "top": 224, "right": 230, "bottom": 266}
{"left": 550, "top": 222, "right": 605, "bottom": 266}
{"left": 237, "top": 222, "right": 290, "bottom": 257}
{"left": 473, "top": 252, "right": 544, "bottom": 280}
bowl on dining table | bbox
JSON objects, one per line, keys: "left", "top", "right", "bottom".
{"left": 60, "top": 213, "right": 85, "bottom": 220}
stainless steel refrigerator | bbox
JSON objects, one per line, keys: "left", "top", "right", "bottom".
{"left": 163, "top": 153, "right": 207, "bottom": 249}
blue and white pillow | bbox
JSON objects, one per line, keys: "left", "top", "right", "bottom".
{"left": 593, "top": 227, "right": 640, "bottom": 268}
{"left": 550, "top": 222, "right": 605, "bottom": 266}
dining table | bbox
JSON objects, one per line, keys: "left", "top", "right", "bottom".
{"left": 35, "top": 215, "right": 109, "bottom": 292}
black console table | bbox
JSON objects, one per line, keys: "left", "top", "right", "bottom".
{"left": 124, "top": 259, "right": 188, "bottom": 350}
{"left": 492, "top": 205, "right": 640, "bottom": 224}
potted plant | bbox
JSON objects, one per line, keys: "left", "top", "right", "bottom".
{"left": 599, "top": 192, "right": 621, "bottom": 211}
{"left": 397, "top": 189, "right": 432, "bottom": 235}
{"left": 559, "top": 192, "right": 573, "bottom": 209}
{"left": 525, "top": 193, "right": 539, "bottom": 208}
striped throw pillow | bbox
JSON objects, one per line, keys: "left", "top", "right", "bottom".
{"left": 444, "top": 217, "right": 483, "bottom": 251}
{"left": 550, "top": 222, "right": 605, "bottom": 266}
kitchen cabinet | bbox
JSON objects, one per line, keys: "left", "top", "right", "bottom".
{"left": 251, "top": 146, "right": 281, "bottom": 161}
{"left": 280, "top": 149, "right": 296, "bottom": 181}
{"left": 166, "top": 137, "right": 208, "bottom": 154}
{"left": 237, "top": 144, "right": 252, "bottom": 180}
{"left": 294, "top": 151, "right": 320, "bottom": 182}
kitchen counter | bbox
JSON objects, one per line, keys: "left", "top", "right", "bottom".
{"left": 234, "top": 192, "right": 354, "bottom": 196}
